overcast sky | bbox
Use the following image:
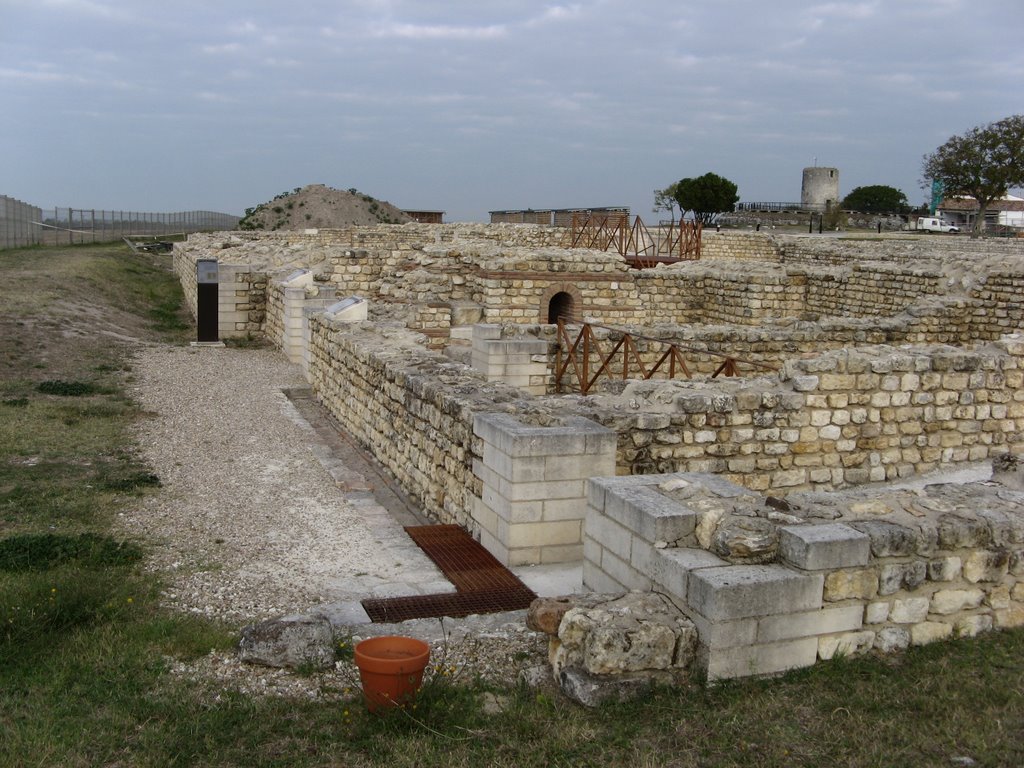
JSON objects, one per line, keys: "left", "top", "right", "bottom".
{"left": 1, "top": 0, "right": 1021, "bottom": 221}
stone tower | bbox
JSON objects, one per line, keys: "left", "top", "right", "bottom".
{"left": 801, "top": 167, "right": 839, "bottom": 211}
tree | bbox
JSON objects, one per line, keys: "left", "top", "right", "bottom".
{"left": 653, "top": 184, "right": 680, "bottom": 224}
{"left": 922, "top": 114, "right": 1024, "bottom": 238}
{"left": 841, "top": 185, "right": 909, "bottom": 214}
{"left": 672, "top": 172, "right": 739, "bottom": 225}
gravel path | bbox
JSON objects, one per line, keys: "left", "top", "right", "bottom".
{"left": 122, "top": 344, "right": 549, "bottom": 694}
{"left": 124, "top": 344, "right": 454, "bottom": 623}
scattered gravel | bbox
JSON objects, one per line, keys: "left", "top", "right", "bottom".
{"left": 122, "top": 344, "right": 548, "bottom": 696}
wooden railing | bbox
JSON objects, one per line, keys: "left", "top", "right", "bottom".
{"left": 562, "top": 214, "right": 701, "bottom": 267}
{"left": 554, "top": 320, "right": 775, "bottom": 395}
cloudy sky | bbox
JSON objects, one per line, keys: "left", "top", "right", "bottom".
{"left": 1, "top": 0, "right": 1020, "bottom": 221}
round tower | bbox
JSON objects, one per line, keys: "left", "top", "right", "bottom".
{"left": 801, "top": 167, "right": 839, "bottom": 211}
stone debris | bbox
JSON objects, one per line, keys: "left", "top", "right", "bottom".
{"left": 238, "top": 615, "right": 334, "bottom": 669}
{"left": 530, "top": 592, "right": 697, "bottom": 706}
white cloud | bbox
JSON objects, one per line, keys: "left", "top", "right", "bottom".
{"left": 34, "top": 0, "right": 125, "bottom": 18}
{"left": 525, "top": 4, "right": 583, "bottom": 26}
{"left": 669, "top": 54, "right": 704, "bottom": 69}
{"left": 201, "top": 42, "right": 243, "bottom": 55}
{"left": 373, "top": 22, "right": 506, "bottom": 40}
{"left": 926, "top": 90, "right": 962, "bottom": 102}
{"left": 196, "top": 91, "right": 234, "bottom": 103}
{"left": 808, "top": 2, "right": 879, "bottom": 20}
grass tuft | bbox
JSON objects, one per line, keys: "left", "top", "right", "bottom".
{"left": 0, "top": 532, "right": 144, "bottom": 571}
{"left": 37, "top": 380, "right": 99, "bottom": 397}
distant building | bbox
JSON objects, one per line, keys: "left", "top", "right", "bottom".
{"left": 801, "top": 167, "right": 840, "bottom": 212}
{"left": 489, "top": 207, "right": 630, "bottom": 226}
{"left": 403, "top": 210, "right": 445, "bottom": 224}
{"left": 937, "top": 195, "right": 1024, "bottom": 231}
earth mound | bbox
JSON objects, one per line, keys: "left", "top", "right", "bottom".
{"left": 238, "top": 184, "right": 412, "bottom": 231}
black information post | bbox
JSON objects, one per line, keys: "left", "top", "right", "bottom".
{"left": 196, "top": 259, "right": 219, "bottom": 343}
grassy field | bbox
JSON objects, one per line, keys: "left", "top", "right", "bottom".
{"left": 1, "top": 242, "right": 1022, "bottom": 767}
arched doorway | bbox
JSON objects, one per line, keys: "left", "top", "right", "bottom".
{"left": 547, "top": 291, "right": 575, "bottom": 324}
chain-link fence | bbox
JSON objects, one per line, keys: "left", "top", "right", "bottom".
{"left": 1, "top": 194, "right": 240, "bottom": 249}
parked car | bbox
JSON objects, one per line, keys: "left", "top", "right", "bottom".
{"left": 917, "top": 216, "right": 960, "bottom": 233}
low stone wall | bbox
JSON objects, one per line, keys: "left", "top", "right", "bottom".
{"left": 305, "top": 319, "right": 506, "bottom": 529}
{"left": 583, "top": 472, "right": 1024, "bottom": 681}
{"left": 305, "top": 318, "right": 622, "bottom": 566}
{"left": 970, "top": 272, "right": 1024, "bottom": 340}
{"left": 175, "top": 227, "right": 1024, "bottom": 345}
{"left": 700, "top": 232, "right": 782, "bottom": 262}
{"left": 303, "top": 319, "right": 1024, "bottom": 552}
{"left": 471, "top": 412, "right": 616, "bottom": 566}
{"left": 579, "top": 337, "right": 1024, "bottom": 491}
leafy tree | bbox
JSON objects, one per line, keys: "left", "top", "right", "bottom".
{"left": 841, "top": 185, "right": 909, "bottom": 214}
{"left": 922, "top": 114, "right": 1024, "bottom": 238}
{"left": 653, "top": 184, "right": 681, "bottom": 224}
{"left": 672, "top": 172, "right": 739, "bottom": 225}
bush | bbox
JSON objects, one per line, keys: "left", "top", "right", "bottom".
{"left": 37, "top": 380, "right": 98, "bottom": 397}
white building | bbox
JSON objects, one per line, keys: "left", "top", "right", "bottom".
{"left": 938, "top": 194, "right": 1024, "bottom": 232}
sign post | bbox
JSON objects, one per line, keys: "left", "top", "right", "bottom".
{"left": 196, "top": 259, "right": 219, "bottom": 343}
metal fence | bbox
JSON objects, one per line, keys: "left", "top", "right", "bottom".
{"left": 735, "top": 202, "right": 804, "bottom": 212}
{"left": 1, "top": 194, "right": 240, "bottom": 249}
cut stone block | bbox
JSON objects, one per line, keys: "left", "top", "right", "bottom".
{"left": 688, "top": 565, "right": 824, "bottom": 622}
{"left": 602, "top": 484, "right": 697, "bottom": 544}
{"left": 583, "top": 559, "right": 627, "bottom": 593}
{"left": 653, "top": 547, "right": 728, "bottom": 600}
{"left": 473, "top": 413, "right": 616, "bottom": 459}
{"left": 779, "top": 524, "right": 871, "bottom": 570}
{"left": 687, "top": 611, "right": 758, "bottom": 650}
{"left": 757, "top": 604, "right": 863, "bottom": 643}
{"left": 699, "top": 636, "right": 818, "bottom": 681}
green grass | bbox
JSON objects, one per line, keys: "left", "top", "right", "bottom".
{"left": 0, "top": 243, "right": 1022, "bottom": 767}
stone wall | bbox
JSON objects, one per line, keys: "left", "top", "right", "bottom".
{"left": 303, "top": 318, "right": 1024, "bottom": 538}
{"left": 779, "top": 233, "right": 1024, "bottom": 267}
{"left": 173, "top": 246, "right": 201, "bottom": 321}
{"left": 700, "top": 232, "right": 782, "bottom": 262}
{"left": 579, "top": 338, "right": 1024, "bottom": 492}
{"left": 305, "top": 319, "right": 505, "bottom": 529}
{"left": 583, "top": 472, "right": 1024, "bottom": 681}
{"left": 970, "top": 273, "right": 1024, "bottom": 340}
{"left": 175, "top": 227, "right": 1024, "bottom": 346}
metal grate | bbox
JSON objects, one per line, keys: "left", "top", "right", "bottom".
{"left": 361, "top": 525, "right": 537, "bottom": 622}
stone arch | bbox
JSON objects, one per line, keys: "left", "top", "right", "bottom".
{"left": 540, "top": 283, "right": 582, "bottom": 324}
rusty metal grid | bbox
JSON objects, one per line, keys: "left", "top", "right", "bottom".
{"left": 360, "top": 525, "right": 537, "bottom": 623}
{"left": 361, "top": 586, "right": 537, "bottom": 623}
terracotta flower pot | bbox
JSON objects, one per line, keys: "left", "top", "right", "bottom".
{"left": 353, "top": 636, "right": 431, "bottom": 713}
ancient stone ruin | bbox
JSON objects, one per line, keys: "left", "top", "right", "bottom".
{"left": 174, "top": 223, "right": 1024, "bottom": 693}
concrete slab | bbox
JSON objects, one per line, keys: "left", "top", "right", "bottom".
{"left": 511, "top": 562, "right": 584, "bottom": 597}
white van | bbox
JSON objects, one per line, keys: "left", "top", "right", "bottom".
{"left": 917, "top": 217, "right": 960, "bottom": 233}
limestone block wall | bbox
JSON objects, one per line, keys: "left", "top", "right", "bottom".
{"left": 584, "top": 473, "right": 1024, "bottom": 681}
{"left": 806, "top": 264, "right": 944, "bottom": 318}
{"left": 306, "top": 319, "right": 512, "bottom": 529}
{"left": 700, "top": 232, "right": 782, "bottom": 262}
{"left": 304, "top": 318, "right": 1024, "bottom": 541}
{"left": 472, "top": 413, "right": 616, "bottom": 566}
{"left": 177, "top": 228, "right": 1024, "bottom": 348}
{"left": 969, "top": 273, "right": 1024, "bottom": 339}
{"left": 305, "top": 318, "right": 620, "bottom": 566}
{"left": 581, "top": 338, "right": 1024, "bottom": 492}
{"left": 639, "top": 263, "right": 946, "bottom": 327}
{"left": 173, "top": 246, "right": 201, "bottom": 320}
{"left": 471, "top": 325, "right": 550, "bottom": 395}
{"left": 217, "top": 265, "right": 268, "bottom": 337}
{"left": 779, "top": 233, "right": 1024, "bottom": 267}
{"left": 471, "top": 249, "right": 643, "bottom": 326}
{"left": 265, "top": 280, "right": 338, "bottom": 365}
